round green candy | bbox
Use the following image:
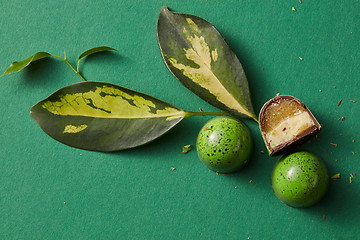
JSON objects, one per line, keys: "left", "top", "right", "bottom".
{"left": 196, "top": 117, "right": 252, "bottom": 173}
{"left": 271, "top": 151, "right": 329, "bottom": 208}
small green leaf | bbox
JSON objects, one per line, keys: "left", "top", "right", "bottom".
{"left": 30, "top": 81, "right": 187, "bottom": 152}
{"left": 331, "top": 173, "right": 341, "bottom": 180}
{"left": 1, "top": 52, "right": 52, "bottom": 77}
{"left": 78, "top": 46, "right": 118, "bottom": 61}
{"left": 182, "top": 144, "right": 193, "bottom": 153}
{"left": 157, "top": 6, "right": 257, "bottom": 121}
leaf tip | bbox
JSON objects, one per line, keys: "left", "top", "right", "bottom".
{"left": 29, "top": 106, "right": 36, "bottom": 118}
{"left": 160, "top": 6, "right": 173, "bottom": 16}
{"left": 161, "top": 6, "right": 169, "bottom": 11}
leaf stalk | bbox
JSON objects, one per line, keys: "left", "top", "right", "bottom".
{"left": 51, "top": 54, "right": 86, "bottom": 82}
{"left": 184, "top": 111, "right": 231, "bottom": 118}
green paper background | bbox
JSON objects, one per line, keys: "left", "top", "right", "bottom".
{"left": 0, "top": 1, "right": 359, "bottom": 239}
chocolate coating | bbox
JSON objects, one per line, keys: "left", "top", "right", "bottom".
{"left": 259, "top": 95, "right": 321, "bottom": 156}
{"left": 196, "top": 117, "right": 252, "bottom": 173}
{"left": 271, "top": 151, "right": 329, "bottom": 208}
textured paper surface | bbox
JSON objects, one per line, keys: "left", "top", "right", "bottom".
{"left": 0, "top": 1, "right": 359, "bottom": 239}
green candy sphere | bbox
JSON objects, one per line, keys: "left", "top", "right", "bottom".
{"left": 196, "top": 117, "right": 252, "bottom": 173}
{"left": 271, "top": 151, "right": 329, "bottom": 208}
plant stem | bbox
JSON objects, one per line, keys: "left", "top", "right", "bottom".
{"left": 76, "top": 60, "right": 81, "bottom": 72}
{"left": 51, "top": 54, "right": 86, "bottom": 82}
{"left": 186, "top": 111, "right": 259, "bottom": 123}
{"left": 63, "top": 58, "right": 86, "bottom": 81}
{"left": 185, "top": 111, "right": 231, "bottom": 118}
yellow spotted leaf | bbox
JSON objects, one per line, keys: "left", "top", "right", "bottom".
{"left": 157, "top": 6, "right": 257, "bottom": 121}
{"left": 30, "top": 81, "right": 188, "bottom": 152}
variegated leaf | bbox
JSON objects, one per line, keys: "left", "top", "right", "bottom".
{"left": 30, "top": 81, "right": 187, "bottom": 152}
{"left": 157, "top": 6, "right": 257, "bottom": 121}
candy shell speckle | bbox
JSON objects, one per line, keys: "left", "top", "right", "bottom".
{"left": 271, "top": 151, "right": 329, "bottom": 208}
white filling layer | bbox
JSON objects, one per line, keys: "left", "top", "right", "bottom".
{"left": 266, "top": 111, "right": 314, "bottom": 147}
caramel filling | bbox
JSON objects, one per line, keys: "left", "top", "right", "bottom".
{"left": 263, "top": 98, "right": 315, "bottom": 148}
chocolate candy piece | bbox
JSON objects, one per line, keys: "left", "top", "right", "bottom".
{"left": 196, "top": 116, "right": 253, "bottom": 173}
{"left": 259, "top": 95, "right": 321, "bottom": 156}
{"left": 271, "top": 151, "right": 329, "bottom": 208}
